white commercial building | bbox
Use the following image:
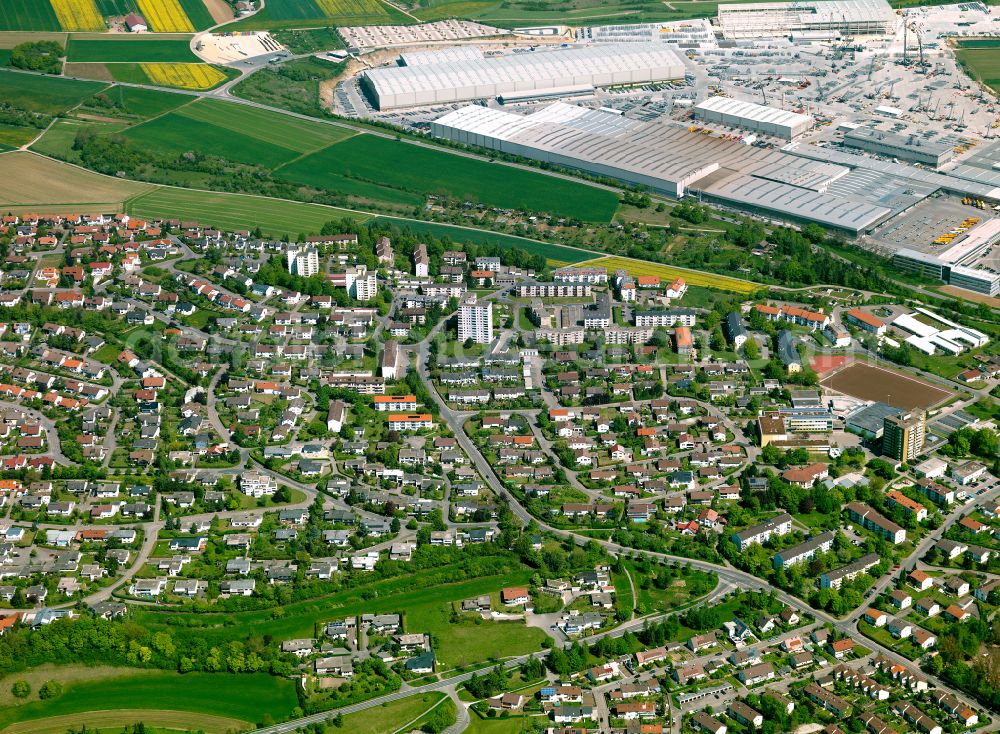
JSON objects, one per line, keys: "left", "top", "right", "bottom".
{"left": 694, "top": 97, "right": 813, "bottom": 140}
{"left": 360, "top": 43, "right": 685, "bottom": 110}
{"left": 717, "top": 0, "right": 896, "bottom": 40}
{"left": 286, "top": 247, "right": 320, "bottom": 277}
{"left": 458, "top": 301, "right": 493, "bottom": 344}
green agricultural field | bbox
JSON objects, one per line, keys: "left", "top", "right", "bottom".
{"left": 371, "top": 217, "right": 595, "bottom": 263}
{"left": 67, "top": 37, "right": 199, "bottom": 62}
{"left": 0, "top": 0, "right": 61, "bottom": 31}
{"left": 83, "top": 84, "right": 194, "bottom": 118}
{"left": 180, "top": 98, "right": 354, "bottom": 152}
{"left": 123, "top": 110, "right": 302, "bottom": 167}
{"left": 956, "top": 43, "right": 1000, "bottom": 94}
{"left": 223, "top": 0, "right": 412, "bottom": 30}
{"left": 0, "top": 671, "right": 298, "bottom": 729}
{"left": 413, "top": 0, "right": 721, "bottom": 26}
{"left": 125, "top": 186, "right": 371, "bottom": 236}
{"left": 0, "top": 69, "right": 107, "bottom": 114}
{"left": 121, "top": 98, "right": 355, "bottom": 167}
{"left": 279, "top": 135, "right": 619, "bottom": 222}
{"left": 176, "top": 0, "right": 216, "bottom": 29}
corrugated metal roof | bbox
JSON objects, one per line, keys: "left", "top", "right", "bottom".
{"left": 695, "top": 96, "right": 813, "bottom": 130}
{"left": 363, "top": 43, "right": 684, "bottom": 99}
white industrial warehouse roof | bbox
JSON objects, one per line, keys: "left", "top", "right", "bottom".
{"left": 695, "top": 96, "right": 813, "bottom": 130}
{"left": 399, "top": 46, "right": 485, "bottom": 67}
{"left": 362, "top": 43, "right": 685, "bottom": 99}
{"left": 702, "top": 172, "right": 892, "bottom": 232}
{"left": 717, "top": 0, "right": 895, "bottom": 24}
{"left": 433, "top": 102, "right": 897, "bottom": 232}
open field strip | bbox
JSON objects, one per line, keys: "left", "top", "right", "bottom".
{"left": 67, "top": 37, "right": 199, "bottom": 62}
{"left": 125, "top": 186, "right": 372, "bottom": 236}
{"left": 140, "top": 62, "right": 226, "bottom": 89}
{"left": 136, "top": 0, "right": 195, "bottom": 32}
{"left": 0, "top": 31, "right": 66, "bottom": 46}
{"left": 0, "top": 671, "right": 297, "bottom": 730}
{"left": 314, "top": 0, "right": 390, "bottom": 19}
{"left": 50, "top": 0, "right": 105, "bottom": 30}
{"left": 579, "top": 254, "right": 762, "bottom": 293}
{"left": 2, "top": 710, "right": 248, "bottom": 734}
{"left": 0, "top": 151, "right": 154, "bottom": 207}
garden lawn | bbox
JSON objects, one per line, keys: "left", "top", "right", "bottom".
{"left": 0, "top": 671, "right": 297, "bottom": 729}
{"left": 276, "top": 135, "right": 619, "bottom": 222}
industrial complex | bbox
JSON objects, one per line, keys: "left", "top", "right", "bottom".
{"left": 359, "top": 43, "right": 686, "bottom": 110}
{"left": 339, "top": 0, "right": 1000, "bottom": 297}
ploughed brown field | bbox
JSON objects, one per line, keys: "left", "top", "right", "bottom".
{"left": 820, "top": 362, "right": 952, "bottom": 410}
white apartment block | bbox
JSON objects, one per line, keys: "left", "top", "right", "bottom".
{"left": 286, "top": 247, "right": 320, "bottom": 277}
{"left": 346, "top": 265, "right": 378, "bottom": 301}
{"left": 458, "top": 301, "right": 493, "bottom": 344}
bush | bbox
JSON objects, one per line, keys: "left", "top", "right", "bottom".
{"left": 11, "top": 680, "right": 29, "bottom": 698}
{"left": 38, "top": 680, "right": 62, "bottom": 700}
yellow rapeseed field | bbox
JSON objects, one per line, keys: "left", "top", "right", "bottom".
{"left": 314, "top": 0, "right": 388, "bottom": 18}
{"left": 582, "top": 255, "right": 760, "bottom": 294}
{"left": 141, "top": 63, "right": 226, "bottom": 90}
{"left": 136, "top": 0, "right": 195, "bottom": 32}
{"left": 50, "top": 0, "right": 105, "bottom": 31}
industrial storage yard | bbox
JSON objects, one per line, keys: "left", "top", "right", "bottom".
{"left": 327, "top": 0, "right": 1000, "bottom": 298}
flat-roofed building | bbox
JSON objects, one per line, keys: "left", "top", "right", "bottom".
{"left": 365, "top": 43, "right": 685, "bottom": 110}
{"left": 844, "top": 127, "right": 954, "bottom": 169}
{"left": 694, "top": 97, "right": 813, "bottom": 140}
{"left": 717, "top": 0, "right": 896, "bottom": 40}
{"left": 732, "top": 513, "right": 793, "bottom": 551}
